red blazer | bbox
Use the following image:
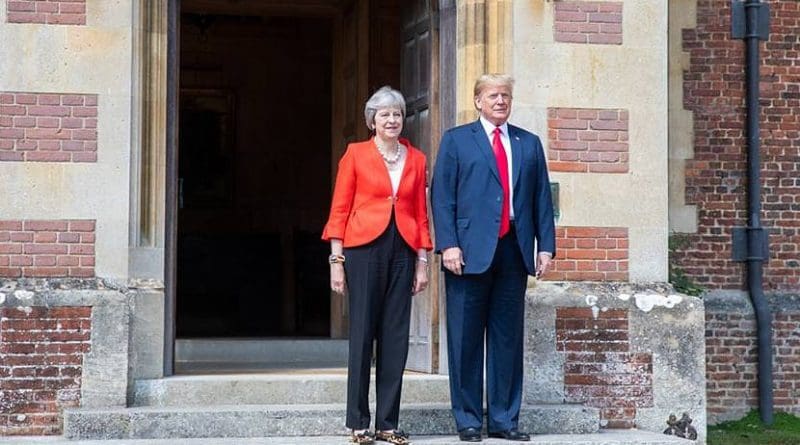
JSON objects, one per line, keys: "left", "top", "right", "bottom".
{"left": 322, "top": 138, "right": 433, "bottom": 251}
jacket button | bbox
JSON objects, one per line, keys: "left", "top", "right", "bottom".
{"left": 497, "top": 197, "right": 501, "bottom": 202}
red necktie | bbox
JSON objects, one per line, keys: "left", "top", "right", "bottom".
{"left": 493, "top": 127, "right": 510, "bottom": 238}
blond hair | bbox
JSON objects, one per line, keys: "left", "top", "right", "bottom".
{"left": 473, "top": 73, "right": 515, "bottom": 99}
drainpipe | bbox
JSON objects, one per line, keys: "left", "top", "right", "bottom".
{"left": 731, "top": 0, "right": 772, "bottom": 425}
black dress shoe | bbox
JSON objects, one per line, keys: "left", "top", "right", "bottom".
{"left": 458, "top": 427, "right": 482, "bottom": 442}
{"left": 488, "top": 430, "right": 530, "bottom": 441}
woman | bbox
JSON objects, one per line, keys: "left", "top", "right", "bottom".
{"left": 322, "top": 86, "right": 432, "bottom": 445}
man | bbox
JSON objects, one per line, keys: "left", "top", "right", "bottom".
{"left": 431, "top": 74, "right": 556, "bottom": 442}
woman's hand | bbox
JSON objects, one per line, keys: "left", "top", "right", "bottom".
{"left": 330, "top": 263, "right": 346, "bottom": 295}
{"left": 412, "top": 259, "right": 428, "bottom": 294}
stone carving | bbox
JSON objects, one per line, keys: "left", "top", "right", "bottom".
{"left": 664, "top": 412, "right": 698, "bottom": 440}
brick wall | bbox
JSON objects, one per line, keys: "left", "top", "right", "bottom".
{"left": 676, "top": 0, "right": 800, "bottom": 291}
{"left": 557, "top": 307, "right": 654, "bottom": 428}
{"left": 0, "top": 306, "right": 92, "bottom": 435}
{"left": 545, "top": 227, "right": 629, "bottom": 281}
{"left": 706, "top": 307, "right": 800, "bottom": 423}
{"left": 547, "top": 108, "right": 629, "bottom": 173}
{"left": 0, "top": 220, "right": 96, "bottom": 278}
{"left": 6, "top": 0, "right": 86, "bottom": 25}
{"left": 0, "top": 92, "right": 98, "bottom": 162}
{"left": 553, "top": 1, "right": 623, "bottom": 45}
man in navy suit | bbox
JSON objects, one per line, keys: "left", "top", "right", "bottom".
{"left": 431, "top": 74, "right": 556, "bottom": 442}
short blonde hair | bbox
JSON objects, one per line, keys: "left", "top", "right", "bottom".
{"left": 473, "top": 73, "right": 515, "bottom": 98}
{"left": 364, "top": 86, "right": 406, "bottom": 130}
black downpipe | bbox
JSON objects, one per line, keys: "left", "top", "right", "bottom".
{"left": 744, "top": 0, "right": 773, "bottom": 425}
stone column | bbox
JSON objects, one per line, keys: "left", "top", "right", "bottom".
{"left": 456, "top": 0, "right": 513, "bottom": 124}
{"left": 129, "top": 0, "right": 168, "bottom": 281}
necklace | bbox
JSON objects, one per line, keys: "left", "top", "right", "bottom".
{"left": 375, "top": 138, "right": 402, "bottom": 164}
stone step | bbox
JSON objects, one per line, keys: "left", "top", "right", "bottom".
{"left": 174, "top": 339, "right": 349, "bottom": 371}
{"left": 133, "top": 373, "right": 451, "bottom": 406}
{"left": 0, "top": 430, "right": 695, "bottom": 445}
{"left": 63, "top": 404, "right": 599, "bottom": 440}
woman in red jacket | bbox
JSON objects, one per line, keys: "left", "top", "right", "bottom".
{"left": 322, "top": 86, "right": 432, "bottom": 445}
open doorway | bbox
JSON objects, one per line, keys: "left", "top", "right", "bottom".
{"left": 169, "top": 0, "right": 441, "bottom": 373}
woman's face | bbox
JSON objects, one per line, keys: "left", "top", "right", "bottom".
{"left": 373, "top": 107, "right": 403, "bottom": 140}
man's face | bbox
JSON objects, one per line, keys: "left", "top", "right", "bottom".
{"left": 475, "top": 84, "right": 512, "bottom": 126}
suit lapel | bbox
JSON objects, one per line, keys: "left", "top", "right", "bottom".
{"left": 509, "top": 125, "right": 523, "bottom": 191}
{"left": 470, "top": 121, "right": 501, "bottom": 184}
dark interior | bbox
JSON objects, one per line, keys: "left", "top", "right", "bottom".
{"left": 176, "top": 1, "right": 404, "bottom": 338}
{"left": 177, "top": 13, "right": 333, "bottom": 337}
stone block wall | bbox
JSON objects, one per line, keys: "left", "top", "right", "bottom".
{"left": 524, "top": 282, "right": 705, "bottom": 441}
{"left": 704, "top": 291, "right": 800, "bottom": 424}
{"left": 672, "top": 0, "right": 800, "bottom": 291}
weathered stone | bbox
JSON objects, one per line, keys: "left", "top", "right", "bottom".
{"left": 0, "top": 430, "right": 696, "bottom": 444}
{"left": 524, "top": 282, "right": 705, "bottom": 443}
{"left": 63, "top": 404, "right": 599, "bottom": 439}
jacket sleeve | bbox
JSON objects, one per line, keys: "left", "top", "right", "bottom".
{"left": 321, "top": 146, "right": 356, "bottom": 241}
{"left": 416, "top": 154, "right": 433, "bottom": 250}
{"left": 532, "top": 136, "right": 557, "bottom": 257}
{"left": 430, "top": 130, "right": 459, "bottom": 253}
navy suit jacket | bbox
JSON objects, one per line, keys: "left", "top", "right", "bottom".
{"left": 431, "top": 120, "right": 556, "bottom": 275}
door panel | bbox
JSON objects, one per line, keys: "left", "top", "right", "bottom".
{"left": 401, "top": 0, "right": 438, "bottom": 373}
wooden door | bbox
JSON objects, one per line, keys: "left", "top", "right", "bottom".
{"left": 330, "top": 0, "right": 369, "bottom": 339}
{"left": 401, "top": 0, "right": 439, "bottom": 373}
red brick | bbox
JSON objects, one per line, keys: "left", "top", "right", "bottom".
{"left": 0, "top": 244, "right": 23, "bottom": 254}
{"left": 59, "top": 3, "right": 86, "bottom": 14}
{"left": 0, "top": 267, "right": 22, "bottom": 277}
{"left": 7, "top": 12, "right": 47, "bottom": 23}
{"left": 26, "top": 152, "right": 71, "bottom": 162}
{"left": 67, "top": 220, "right": 94, "bottom": 232}
{"left": 71, "top": 152, "right": 97, "bottom": 162}
{"left": 7, "top": 1, "right": 36, "bottom": 12}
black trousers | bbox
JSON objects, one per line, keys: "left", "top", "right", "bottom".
{"left": 344, "top": 215, "right": 415, "bottom": 430}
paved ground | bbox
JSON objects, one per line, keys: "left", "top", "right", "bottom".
{"left": 0, "top": 430, "right": 694, "bottom": 445}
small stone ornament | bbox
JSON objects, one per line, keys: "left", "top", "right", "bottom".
{"left": 663, "top": 412, "right": 698, "bottom": 440}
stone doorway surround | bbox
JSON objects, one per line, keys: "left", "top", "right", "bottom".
{"left": 124, "top": 0, "right": 514, "bottom": 377}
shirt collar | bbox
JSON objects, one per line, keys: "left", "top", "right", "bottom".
{"left": 479, "top": 115, "right": 509, "bottom": 139}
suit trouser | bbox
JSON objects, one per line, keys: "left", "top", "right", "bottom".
{"left": 444, "top": 227, "right": 528, "bottom": 433}
{"left": 344, "top": 215, "right": 415, "bottom": 430}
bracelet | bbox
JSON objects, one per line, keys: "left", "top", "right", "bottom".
{"left": 417, "top": 256, "right": 428, "bottom": 263}
{"left": 328, "top": 254, "right": 345, "bottom": 264}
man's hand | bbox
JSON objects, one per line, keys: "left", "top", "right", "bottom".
{"left": 536, "top": 252, "right": 552, "bottom": 278}
{"left": 442, "top": 247, "right": 465, "bottom": 275}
